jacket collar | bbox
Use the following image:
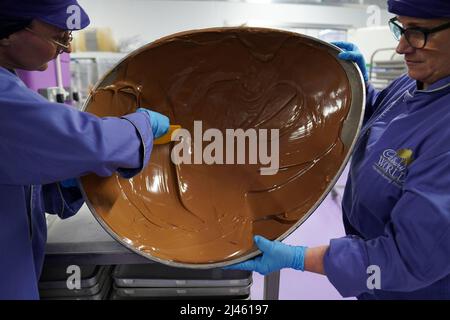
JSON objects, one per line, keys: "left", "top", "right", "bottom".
{"left": 417, "top": 74, "right": 450, "bottom": 93}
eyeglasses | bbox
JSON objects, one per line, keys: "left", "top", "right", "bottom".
{"left": 25, "top": 27, "right": 73, "bottom": 54}
{"left": 389, "top": 17, "right": 450, "bottom": 49}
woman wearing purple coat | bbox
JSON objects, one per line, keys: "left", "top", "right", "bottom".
{"left": 0, "top": 1, "right": 169, "bottom": 299}
{"left": 228, "top": 0, "right": 450, "bottom": 299}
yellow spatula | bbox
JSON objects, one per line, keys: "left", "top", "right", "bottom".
{"left": 154, "top": 125, "right": 182, "bottom": 145}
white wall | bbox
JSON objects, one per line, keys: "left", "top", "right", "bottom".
{"left": 348, "top": 26, "right": 400, "bottom": 63}
{"left": 77, "top": 0, "right": 392, "bottom": 49}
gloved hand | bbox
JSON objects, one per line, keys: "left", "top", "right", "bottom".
{"left": 332, "top": 41, "right": 369, "bottom": 82}
{"left": 60, "top": 178, "right": 78, "bottom": 188}
{"left": 137, "top": 108, "right": 170, "bottom": 139}
{"left": 224, "top": 235, "right": 307, "bottom": 275}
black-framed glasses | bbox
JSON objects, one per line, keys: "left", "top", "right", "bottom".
{"left": 389, "top": 17, "right": 450, "bottom": 49}
{"left": 25, "top": 27, "right": 73, "bottom": 54}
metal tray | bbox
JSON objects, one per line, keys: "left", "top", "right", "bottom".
{"left": 113, "top": 264, "right": 252, "bottom": 288}
{"left": 111, "top": 284, "right": 251, "bottom": 298}
{"left": 109, "top": 292, "right": 251, "bottom": 300}
{"left": 39, "top": 265, "right": 102, "bottom": 289}
{"left": 42, "top": 279, "right": 112, "bottom": 300}
{"left": 39, "top": 266, "right": 111, "bottom": 298}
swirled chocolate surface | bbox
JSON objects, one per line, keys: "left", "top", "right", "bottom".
{"left": 81, "top": 28, "right": 352, "bottom": 264}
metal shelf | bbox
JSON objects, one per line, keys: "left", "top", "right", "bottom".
{"left": 369, "top": 48, "right": 406, "bottom": 90}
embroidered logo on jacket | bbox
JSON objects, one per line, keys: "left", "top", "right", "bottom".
{"left": 373, "top": 149, "right": 414, "bottom": 187}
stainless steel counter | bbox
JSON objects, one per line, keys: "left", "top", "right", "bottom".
{"left": 45, "top": 205, "right": 151, "bottom": 266}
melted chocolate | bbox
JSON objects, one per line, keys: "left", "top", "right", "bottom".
{"left": 81, "top": 28, "right": 351, "bottom": 264}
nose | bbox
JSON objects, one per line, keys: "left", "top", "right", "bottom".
{"left": 63, "top": 43, "right": 73, "bottom": 54}
{"left": 396, "top": 35, "right": 415, "bottom": 55}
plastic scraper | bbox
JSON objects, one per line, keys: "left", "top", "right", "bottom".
{"left": 154, "top": 125, "right": 182, "bottom": 145}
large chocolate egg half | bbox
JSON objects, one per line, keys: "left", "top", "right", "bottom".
{"left": 80, "top": 27, "right": 365, "bottom": 268}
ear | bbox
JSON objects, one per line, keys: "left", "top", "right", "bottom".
{"left": 0, "top": 38, "right": 11, "bottom": 47}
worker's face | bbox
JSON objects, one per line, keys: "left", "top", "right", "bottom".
{"left": 0, "top": 20, "right": 72, "bottom": 71}
{"left": 396, "top": 16, "right": 450, "bottom": 86}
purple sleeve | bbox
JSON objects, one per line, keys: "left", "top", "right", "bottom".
{"left": 42, "top": 183, "right": 84, "bottom": 219}
{"left": 0, "top": 78, "right": 153, "bottom": 185}
{"left": 324, "top": 151, "right": 450, "bottom": 297}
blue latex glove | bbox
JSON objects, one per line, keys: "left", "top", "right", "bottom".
{"left": 332, "top": 41, "right": 369, "bottom": 82}
{"left": 224, "top": 235, "right": 307, "bottom": 275}
{"left": 137, "top": 108, "right": 170, "bottom": 139}
{"left": 60, "top": 178, "right": 78, "bottom": 188}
